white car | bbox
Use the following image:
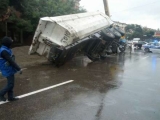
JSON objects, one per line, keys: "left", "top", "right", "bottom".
{"left": 142, "top": 42, "right": 160, "bottom": 53}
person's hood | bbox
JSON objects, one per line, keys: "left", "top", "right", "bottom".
{"left": 1, "top": 36, "right": 13, "bottom": 48}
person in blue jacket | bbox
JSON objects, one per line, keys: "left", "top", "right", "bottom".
{"left": 0, "top": 36, "right": 22, "bottom": 102}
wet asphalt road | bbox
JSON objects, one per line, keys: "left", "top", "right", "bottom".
{"left": 0, "top": 51, "right": 160, "bottom": 120}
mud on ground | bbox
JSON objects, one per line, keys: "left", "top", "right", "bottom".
{"left": 12, "top": 46, "right": 48, "bottom": 67}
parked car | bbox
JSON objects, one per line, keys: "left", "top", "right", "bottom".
{"left": 134, "top": 41, "right": 147, "bottom": 49}
{"left": 133, "top": 38, "right": 140, "bottom": 42}
{"left": 142, "top": 42, "right": 160, "bottom": 53}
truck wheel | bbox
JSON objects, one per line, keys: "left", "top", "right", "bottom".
{"left": 138, "top": 44, "right": 142, "bottom": 49}
{"left": 144, "top": 48, "right": 149, "bottom": 52}
{"left": 111, "top": 44, "right": 117, "bottom": 53}
{"left": 119, "top": 47, "right": 125, "bottom": 52}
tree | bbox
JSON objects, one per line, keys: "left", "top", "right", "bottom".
{"left": 0, "top": 0, "right": 86, "bottom": 43}
{"left": 144, "top": 30, "right": 155, "bottom": 38}
{"left": 0, "top": 0, "right": 9, "bottom": 21}
{"left": 132, "top": 31, "right": 142, "bottom": 38}
{"left": 125, "top": 24, "right": 156, "bottom": 39}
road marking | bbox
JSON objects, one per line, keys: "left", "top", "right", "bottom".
{"left": 0, "top": 80, "right": 74, "bottom": 105}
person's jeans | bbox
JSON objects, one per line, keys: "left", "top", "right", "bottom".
{"left": 0, "top": 75, "right": 15, "bottom": 99}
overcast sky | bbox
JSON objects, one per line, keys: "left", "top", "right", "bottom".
{"left": 80, "top": 0, "right": 160, "bottom": 29}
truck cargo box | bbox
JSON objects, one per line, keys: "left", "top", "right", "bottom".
{"left": 29, "top": 12, "right": 113, "bottom": 59}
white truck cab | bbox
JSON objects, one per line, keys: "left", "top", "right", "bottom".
{"left": 133, "top": 38, "right": 140, "bottom": 43}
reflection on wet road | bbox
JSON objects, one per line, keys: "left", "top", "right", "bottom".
{"left": 0, "top": 51, "right": 160, "bottom": 120}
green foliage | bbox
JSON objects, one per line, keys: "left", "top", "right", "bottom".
{"left": 19, "top": 0, "right": 86, "bottom": 33}
{"left": 125, "top": 24, "right": 135, "bottom": 32}
{"left": 132, "top": 31, "right": 142, "bottom": 38}
{"left": 125, "top": 24, "right": 155, "bottom": 39}
{"left": 0, "top": 0, "right": 9, "bottom": 13}
{"left": 0, "top": 0, "right": 86, "bottom": 34}
{"left": 125, "top": 24, "right": 142, "bottom": 33}
{"left": 0, "top": 0, "right": 9, "bottom": 16}
{"left": 143, "top": 29, "right": 155, "bottom": 38}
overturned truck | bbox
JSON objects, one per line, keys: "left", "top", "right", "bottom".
{"left": 29, "top": 12, "right": 125, "bottom": 66}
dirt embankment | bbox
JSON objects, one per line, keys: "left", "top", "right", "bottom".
{"left": 12, "top": 46, "right": 48, "bottom": 68}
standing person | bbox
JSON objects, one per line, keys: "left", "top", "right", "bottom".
{"left": 128, "top": 43, "right": 132, "bottom": 54}
{"left": 0, "top": 36, "right": 22, "bottom": 102}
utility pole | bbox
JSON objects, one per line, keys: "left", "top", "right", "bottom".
{"left": 103, "top": 0, "right": 110, "bottom": 16}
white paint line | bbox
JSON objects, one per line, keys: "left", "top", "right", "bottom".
{"left": 21, "top": 68, "right": 27, "bottom": 71}
{"left": 0, "top": 80, "right": 74, "bottom": 105}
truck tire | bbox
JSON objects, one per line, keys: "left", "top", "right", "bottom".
{"left": 111, "top": 44, "right": 118, "bottom": 53}
{"left": 119, "top": 43, "right": 126, "bottom": 52}
{"left": 138, "top": 44, "right": 142, "bottom": 49}
{"left": 119, "top": 47, "right": 125, "bottom": 52}
{"left": 144, "top": 48, "right": 150, "bottom": 52}
{"left": 101, "top": 29, "right": 115, "bottom": 41}
{"left": 109, "top": 28, "right": 122, "bottom": 39}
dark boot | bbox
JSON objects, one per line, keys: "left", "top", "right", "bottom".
{"left": 0, "top": 96, "right": 6, "bottom": 101}
{"left": 8, "top": 97, "right": 19, "bottom": 102}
